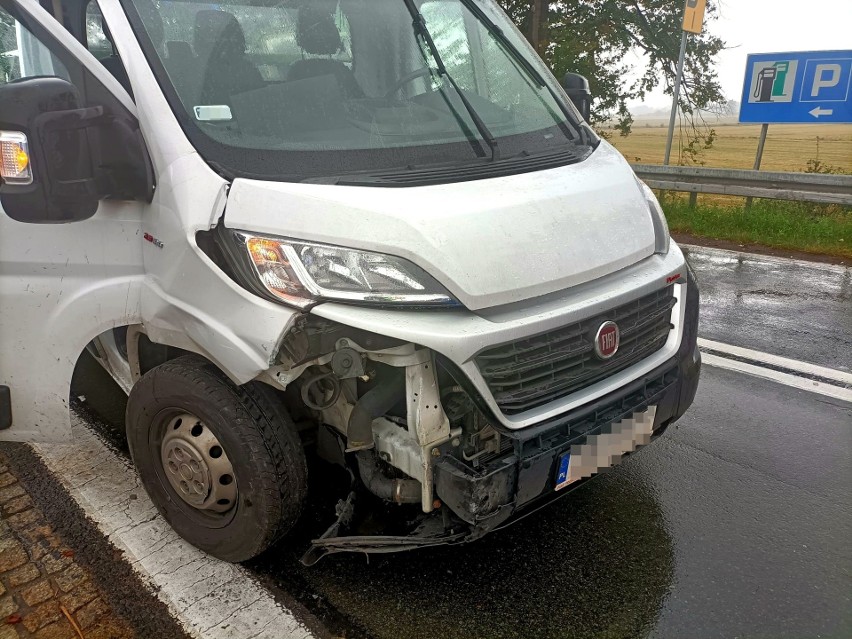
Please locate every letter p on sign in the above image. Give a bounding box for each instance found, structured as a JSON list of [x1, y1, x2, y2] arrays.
[[811, 64, 841, 96], [801, 58, 852, 103]]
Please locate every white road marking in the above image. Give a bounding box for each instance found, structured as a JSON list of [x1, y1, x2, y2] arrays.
[[684, 244, 850, 399], [32, 416, 316, 639], [698, 338, 852, 386], [701, 352, 852, 403]]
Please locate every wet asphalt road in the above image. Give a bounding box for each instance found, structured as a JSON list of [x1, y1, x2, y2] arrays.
[[640, 367, 850, 638], [35, 246, 852, 639], [683, 246, 852, 371], [244, 247, 852, 639], [250, 366, 851, 639]]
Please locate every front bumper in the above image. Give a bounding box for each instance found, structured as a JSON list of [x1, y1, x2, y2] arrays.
[[311, 245, 689, 429], [433, 265, 701, 532], [303, 268, 700, 563]]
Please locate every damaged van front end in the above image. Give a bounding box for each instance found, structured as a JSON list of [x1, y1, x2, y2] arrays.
[[0, 0, 700, 564], [205, 146, 700, 562]]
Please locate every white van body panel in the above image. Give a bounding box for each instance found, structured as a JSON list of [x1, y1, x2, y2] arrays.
[[137, 154, 301, 384], [97, 1, 302, 383], [0, 148, 297, 443], [224, 142, 655, 311], [0, 200, 145, 441], [0, 0, 146, 442]]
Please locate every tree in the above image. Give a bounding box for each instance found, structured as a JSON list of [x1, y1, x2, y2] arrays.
[[1, 11, 14, 82], [498, 0, 726, 140]]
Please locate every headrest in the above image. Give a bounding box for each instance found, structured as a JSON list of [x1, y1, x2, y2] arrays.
[[166, 40, 193, 60], [194, 10, 247, 60], [133, 0, 164, 49], [297, 6, 342, 56]]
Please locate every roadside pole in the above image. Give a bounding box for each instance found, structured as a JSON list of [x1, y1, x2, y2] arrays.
[[745, 123, 769, 209], [752, 123, 769, 170], [663, 32, 688, 166], [663, 0, 707, 166]]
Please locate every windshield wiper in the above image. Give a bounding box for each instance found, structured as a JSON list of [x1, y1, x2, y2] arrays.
[[401, 0, 501, 162], [458, 0, 546, 88], [458, 0, 588, 145]]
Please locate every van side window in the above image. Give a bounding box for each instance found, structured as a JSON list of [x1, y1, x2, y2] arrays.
[[0, 7, 69, 85], [85, 1, 112, 60], [85, 0, 132, 95]]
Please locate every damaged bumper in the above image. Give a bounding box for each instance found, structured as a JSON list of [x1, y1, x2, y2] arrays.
[[436, 265, 700, 533], [302, 267, 701, 563]]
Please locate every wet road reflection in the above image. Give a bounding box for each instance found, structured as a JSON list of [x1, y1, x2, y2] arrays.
[[251, 365, 851, 639], [684, 246, 852, 370], [255, 468, 674, 639], [68, 246, 852, 639]]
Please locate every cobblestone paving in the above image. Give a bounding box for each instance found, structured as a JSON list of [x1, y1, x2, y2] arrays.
[[0, 453, 135, 639]]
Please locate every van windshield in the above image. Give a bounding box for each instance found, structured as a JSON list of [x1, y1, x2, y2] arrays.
[[125, 0, 595, 182]]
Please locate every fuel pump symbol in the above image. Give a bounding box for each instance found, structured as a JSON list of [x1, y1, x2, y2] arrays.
[[753, 61, 791, 102], [754, 66, 777, 102]]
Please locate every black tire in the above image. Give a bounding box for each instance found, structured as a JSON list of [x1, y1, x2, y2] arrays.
[[125, 355, 307, 562]]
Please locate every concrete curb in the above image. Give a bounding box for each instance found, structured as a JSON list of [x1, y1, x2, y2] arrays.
[[32, 417, 316, 639]]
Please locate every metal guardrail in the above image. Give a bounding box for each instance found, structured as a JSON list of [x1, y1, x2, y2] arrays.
[[632, 164, 852, 205]]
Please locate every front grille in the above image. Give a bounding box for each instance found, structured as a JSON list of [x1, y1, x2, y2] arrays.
[[476, 285, 676, 415]]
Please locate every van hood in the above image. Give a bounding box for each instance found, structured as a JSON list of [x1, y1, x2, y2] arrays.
[[223, 142, 656, 311]]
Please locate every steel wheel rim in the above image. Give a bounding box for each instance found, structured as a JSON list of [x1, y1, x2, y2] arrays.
[[159, 413, 237, 514]]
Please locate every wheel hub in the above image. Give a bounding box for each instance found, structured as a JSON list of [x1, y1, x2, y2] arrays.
[[160, 413, 237, 513]]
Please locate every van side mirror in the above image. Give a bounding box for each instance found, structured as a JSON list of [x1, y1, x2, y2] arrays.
[[0, 77, 153, 223], [561, 73, 592, 122]]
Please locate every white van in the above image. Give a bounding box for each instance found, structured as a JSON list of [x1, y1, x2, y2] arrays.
[[0, 0, 700, 563]]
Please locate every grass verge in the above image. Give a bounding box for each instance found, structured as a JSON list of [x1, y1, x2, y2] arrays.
[[661, 196, 852, 260]]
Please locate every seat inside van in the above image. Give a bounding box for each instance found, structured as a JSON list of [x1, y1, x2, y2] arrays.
[[287, 5, 363, 99], [194, 9, 265, 105]]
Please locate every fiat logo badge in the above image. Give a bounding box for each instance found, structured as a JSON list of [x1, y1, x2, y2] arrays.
[[594, 321, 620, 359]]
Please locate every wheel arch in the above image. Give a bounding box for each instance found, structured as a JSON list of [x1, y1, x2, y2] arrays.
[[1, 273, 144, 442]]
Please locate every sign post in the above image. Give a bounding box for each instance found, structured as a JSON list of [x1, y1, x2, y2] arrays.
[[682, 0, 707, 35], [740, 50, 852, 165], [663, 0, 707, 165]]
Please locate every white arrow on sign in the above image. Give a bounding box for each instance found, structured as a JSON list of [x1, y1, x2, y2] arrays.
[[809, 106, 834, 118]]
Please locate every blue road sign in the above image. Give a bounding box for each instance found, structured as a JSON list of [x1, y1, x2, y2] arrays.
[[739, 50, 852, 124]]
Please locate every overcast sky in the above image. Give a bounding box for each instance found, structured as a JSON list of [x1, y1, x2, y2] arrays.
[[632, 0, 851, 107]]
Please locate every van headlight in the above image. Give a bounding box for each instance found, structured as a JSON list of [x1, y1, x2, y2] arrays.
[[233, 232, 458, 308], [638, 180, 670, 254]]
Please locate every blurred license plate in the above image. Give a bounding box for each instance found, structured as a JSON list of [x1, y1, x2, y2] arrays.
[[555, 406, 657, 491]]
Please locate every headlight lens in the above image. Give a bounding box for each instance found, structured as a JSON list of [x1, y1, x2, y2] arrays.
[[638, 180, 670, 254], [238, 233, 458, 308]]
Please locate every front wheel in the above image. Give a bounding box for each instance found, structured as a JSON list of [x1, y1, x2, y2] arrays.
[[126, 356, 307, 562]]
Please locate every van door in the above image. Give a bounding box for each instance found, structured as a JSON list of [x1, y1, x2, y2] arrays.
[[0, 0, 150, 441]]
